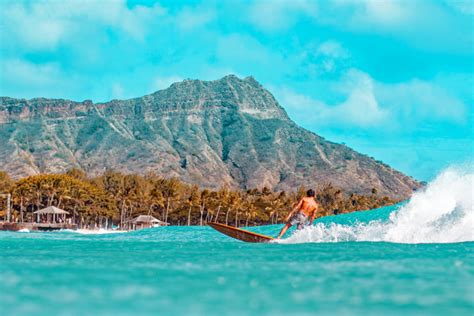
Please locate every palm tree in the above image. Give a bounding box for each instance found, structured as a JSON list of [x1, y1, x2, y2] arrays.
[[148, 180, 165, 218], [225, 192, 239, 226], [268, 197, 285, 224], [233, 194, 244, 227], [159, 178, 180, 224], [225, 206, 231, 225], [187, 185, 200, 226], [99, 170, 126, 228], [211, 186, 228, 223], [268, 209, 274, 224], [245, 204, 257, 226], [213, 204, 221, 223], [234, 209, 239, 227], [199, 189, 210, 226], [12, 185, 29, 223]]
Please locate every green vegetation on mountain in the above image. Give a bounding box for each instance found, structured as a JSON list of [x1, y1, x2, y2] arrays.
[[0, 75, 419, 200]]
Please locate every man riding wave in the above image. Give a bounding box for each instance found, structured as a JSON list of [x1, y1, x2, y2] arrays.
[[277, 189, 319, 239]]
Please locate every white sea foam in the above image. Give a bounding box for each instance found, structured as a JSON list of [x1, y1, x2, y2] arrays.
[[282, 164, 474, 244], [65, 229, 128, 235]]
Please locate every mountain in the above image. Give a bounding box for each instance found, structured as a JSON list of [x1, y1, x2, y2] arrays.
[[0, 75, 419, 199]]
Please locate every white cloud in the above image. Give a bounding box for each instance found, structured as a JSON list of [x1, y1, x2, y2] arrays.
[[355, 0, 411, 26], [444, 0, 474, 15], [0, 58, 82, 99], [1, 3, 67, 50], [216, 34, 276, 65], [330, 0, 412, 28], [246, 0, 412, 32], [375, 79, 467, 124], [247, 0, 317, 31], [176, 6, 216, 30], [316, 41, 350, 59], [313, 40, 350, 74], [333, 70, 388, 125], [277, 69, 387, 127], [111, 83, 125, 99], [243, 0, 473, 54], [0, 0, 166, 50], [274, 69, 467, 130], [319, 0, 472, 53], [1, 59, 63, 86]]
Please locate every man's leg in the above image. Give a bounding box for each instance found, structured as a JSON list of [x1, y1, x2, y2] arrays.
[[297, 220, 310, 230], [277, 222, 292, 239]]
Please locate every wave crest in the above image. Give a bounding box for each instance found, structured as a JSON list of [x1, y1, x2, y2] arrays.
[[282, 165, 474, 244]]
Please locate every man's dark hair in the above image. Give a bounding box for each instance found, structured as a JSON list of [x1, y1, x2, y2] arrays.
[[307, 189, 315, 197]]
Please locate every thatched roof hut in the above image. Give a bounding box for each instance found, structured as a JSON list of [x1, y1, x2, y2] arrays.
[[128, 215, 168, 230], [34, 206, 69, 215], [34, 206, 69, 224], [131, 215, 167, 225]]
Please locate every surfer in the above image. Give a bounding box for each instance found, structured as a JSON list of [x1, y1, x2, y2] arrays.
[[277, 189, 318, 239]]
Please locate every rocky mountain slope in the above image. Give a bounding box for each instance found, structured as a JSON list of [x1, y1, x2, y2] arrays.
[[0, 75, 419, 199]]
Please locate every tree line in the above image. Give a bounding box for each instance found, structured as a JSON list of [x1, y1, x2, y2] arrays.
[[0, 169, 397, 228]]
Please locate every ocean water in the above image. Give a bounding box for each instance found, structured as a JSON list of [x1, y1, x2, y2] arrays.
[[1, 167, 473, 316]]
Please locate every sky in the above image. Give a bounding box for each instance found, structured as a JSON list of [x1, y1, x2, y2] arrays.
[[0, 0, 473, 181]]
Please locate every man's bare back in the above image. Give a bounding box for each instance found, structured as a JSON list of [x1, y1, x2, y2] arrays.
[[297, 197, 318, 217]]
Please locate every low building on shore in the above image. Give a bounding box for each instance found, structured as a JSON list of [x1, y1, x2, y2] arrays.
[[128, 215, 168, 231], [31, 206, 76, 230]]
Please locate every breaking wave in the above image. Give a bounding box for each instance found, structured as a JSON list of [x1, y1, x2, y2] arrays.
[[282, 164, 474, 244]]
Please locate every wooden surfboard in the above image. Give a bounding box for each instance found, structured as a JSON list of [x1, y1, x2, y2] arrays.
[[208, 222, 274, 243]]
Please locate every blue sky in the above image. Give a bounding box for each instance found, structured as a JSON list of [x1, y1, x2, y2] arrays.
[[0, 0, 472, 181]]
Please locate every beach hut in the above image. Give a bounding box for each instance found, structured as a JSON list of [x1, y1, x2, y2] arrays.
[[34, 206, 69, 224], [130, 215, 168, 230]]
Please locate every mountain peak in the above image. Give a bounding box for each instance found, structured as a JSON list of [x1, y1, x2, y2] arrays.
[[220, 74, 240, 80], [215, 74, 261, 87], [148, 75, 288, 118], [168, 74, 258, 88]]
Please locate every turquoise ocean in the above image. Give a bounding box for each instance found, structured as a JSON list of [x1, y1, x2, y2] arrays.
[[1, 168, 473, 315]]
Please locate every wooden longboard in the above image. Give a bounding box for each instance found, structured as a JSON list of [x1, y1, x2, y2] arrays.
[[208, 222, 274, 243]]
